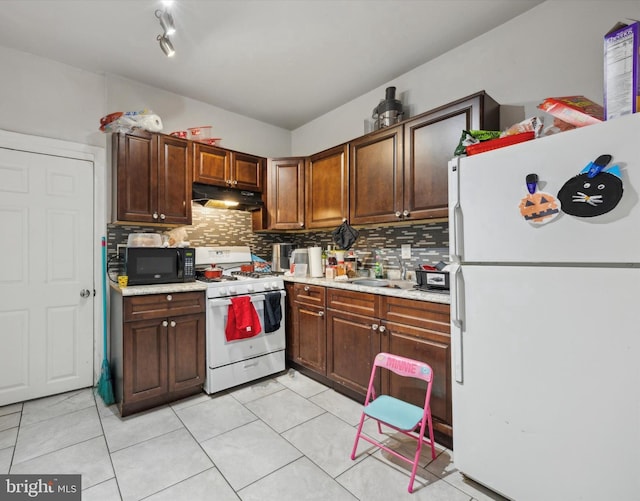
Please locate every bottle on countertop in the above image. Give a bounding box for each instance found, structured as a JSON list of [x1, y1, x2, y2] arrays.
[[374, 252, 384, 279]]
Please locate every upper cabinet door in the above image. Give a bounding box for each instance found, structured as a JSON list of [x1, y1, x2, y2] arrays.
[[231, 151, 265, 192], [267, 157, 305, 230], [113, 130, 158, 224], [193, 142, 230, 187], [305, 144, 349, 229], [158, 134, 192, 225], [113, 131, 192, 225], [349, 125, 403, 225], [403, 92, 500, 220]]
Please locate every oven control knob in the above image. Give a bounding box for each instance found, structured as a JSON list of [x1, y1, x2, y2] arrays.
[[218, 287, 227, 296], [228, 286, 237, 294], [247, 284, 254, 293], [270, 281, 278, 290]]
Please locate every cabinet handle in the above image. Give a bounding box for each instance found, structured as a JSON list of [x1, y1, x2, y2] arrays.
[[153, 212, 159, 220], [318, 311, 324, 317], [402, 209, 409, 217], [299, 222, 304, 227], [304, 286, 310, 292], [378, 326, 386, 333], [233, 180, 238, 185], [371, 324, 379, 331], [395, 211, 402, 218], [167, 294, 172, 301], [162, 320, 168, 327], [160, 213, 166, 220], [170, 320, 176, 327]]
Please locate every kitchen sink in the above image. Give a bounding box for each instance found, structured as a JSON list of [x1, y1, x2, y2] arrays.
[[350, 278, 390, 287], [350, 278, 417, 290]]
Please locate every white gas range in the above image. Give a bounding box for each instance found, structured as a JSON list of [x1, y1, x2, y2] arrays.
[[195, 246, 286, 394]]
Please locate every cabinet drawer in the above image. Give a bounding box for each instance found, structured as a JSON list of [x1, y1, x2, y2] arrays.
[[124, 292, 206, 322], [381, 296, 450, 334], [327, 288, 380, 317], [293, 283, 326, 307]]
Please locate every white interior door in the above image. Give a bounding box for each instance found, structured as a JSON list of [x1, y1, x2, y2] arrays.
[[0, 147, 94, 405]]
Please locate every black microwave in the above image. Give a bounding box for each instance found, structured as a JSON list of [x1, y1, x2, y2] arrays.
[[125, 247, 196, 285]]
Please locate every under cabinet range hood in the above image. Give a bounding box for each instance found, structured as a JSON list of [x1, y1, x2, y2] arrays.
[[192, 182, 264, 211]]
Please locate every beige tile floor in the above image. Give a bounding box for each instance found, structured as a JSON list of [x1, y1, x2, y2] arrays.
[[0, 370, 507, 501]]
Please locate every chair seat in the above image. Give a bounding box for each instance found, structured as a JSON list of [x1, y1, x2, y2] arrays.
[[364, 395, 423, 431]]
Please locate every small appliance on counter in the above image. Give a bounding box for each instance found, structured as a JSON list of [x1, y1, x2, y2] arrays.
[[415, 262, 450, 291], [271, 243, 295, 272], [125, 247, 196, 285]]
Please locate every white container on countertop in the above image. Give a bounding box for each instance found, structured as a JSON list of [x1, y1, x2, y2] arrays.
[[308, 246, 323, 277]]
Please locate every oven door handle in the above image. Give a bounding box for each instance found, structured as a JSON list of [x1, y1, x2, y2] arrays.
[[208, 295, 266, 308]]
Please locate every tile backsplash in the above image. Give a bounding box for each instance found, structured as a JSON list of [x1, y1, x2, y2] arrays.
[[108, 204, 450, 273]]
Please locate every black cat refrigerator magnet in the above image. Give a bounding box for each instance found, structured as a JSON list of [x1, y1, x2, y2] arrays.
[[557, 154, 623, 217]]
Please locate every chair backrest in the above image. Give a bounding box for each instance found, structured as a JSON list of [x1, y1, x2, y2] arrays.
[[373, 352, 432, 383]]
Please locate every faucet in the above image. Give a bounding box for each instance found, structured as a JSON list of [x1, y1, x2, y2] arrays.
[[400, 259, 408, 280]]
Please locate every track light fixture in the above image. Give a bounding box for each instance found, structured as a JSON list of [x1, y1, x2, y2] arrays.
[[157, 34, 175, 57], [155, 6, 176, 57], [155, 9, 176, 36]]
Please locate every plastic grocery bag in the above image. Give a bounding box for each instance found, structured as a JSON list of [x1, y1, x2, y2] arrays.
[[99, 109, 163, 133]]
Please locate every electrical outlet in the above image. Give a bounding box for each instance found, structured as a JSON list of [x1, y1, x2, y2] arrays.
[[401, 244, 411, 259]]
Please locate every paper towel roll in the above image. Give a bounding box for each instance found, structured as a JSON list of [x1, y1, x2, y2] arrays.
[[308, 247, 323, 277]]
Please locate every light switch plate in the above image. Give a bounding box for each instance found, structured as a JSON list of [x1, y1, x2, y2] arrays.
[[401, 244, 411, 259]]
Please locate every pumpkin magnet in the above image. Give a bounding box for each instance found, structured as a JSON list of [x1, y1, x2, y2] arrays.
[[557, 154, 623, 217], [519, 173, 559, 224]]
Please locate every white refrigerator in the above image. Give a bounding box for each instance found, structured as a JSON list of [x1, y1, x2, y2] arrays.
[[448, 113, 640, 501]]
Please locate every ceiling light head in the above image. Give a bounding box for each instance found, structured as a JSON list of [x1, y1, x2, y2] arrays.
[[157, 34, 175, 57], [155, 9, 176, 36]]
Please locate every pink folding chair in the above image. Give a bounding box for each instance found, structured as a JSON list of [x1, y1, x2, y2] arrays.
[[350, 352, 436, 493]]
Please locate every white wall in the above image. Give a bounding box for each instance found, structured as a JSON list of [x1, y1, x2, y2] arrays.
[[292, 0, 638, 156], [106, 75, 290, 158], [0, 46, 105, 147], [0, 47, 291, 158]]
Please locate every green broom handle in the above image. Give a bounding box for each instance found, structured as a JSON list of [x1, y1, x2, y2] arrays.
[[101, 237, 108, 360]]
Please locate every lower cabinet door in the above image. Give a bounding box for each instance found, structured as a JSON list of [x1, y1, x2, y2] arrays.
[[326, 309, 380, 395], [123, 319, 169, 403], [168, 313, 206, 392], [381, 321, 452, 437], [294, 303, 326, 374]]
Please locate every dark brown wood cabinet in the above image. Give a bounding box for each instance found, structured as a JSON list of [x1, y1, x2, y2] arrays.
[[403, 91, 499, 220], [347, 91, 499, 225], [380, 296, 452, 447], [305, 145, 349, 229], [349, 125, 403, 225], [110, 289, 206, 416], [326, 289, 382, 395], [289, 283, 326, 374], [267, 157, 305, 229], [112, 130, 192, 225], [193, 142, 265, 192], [285, 282, 453, 446]]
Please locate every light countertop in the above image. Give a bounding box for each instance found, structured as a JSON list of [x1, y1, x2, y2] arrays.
[[283, 276, 450, 304], [109, 281, 208, 296]]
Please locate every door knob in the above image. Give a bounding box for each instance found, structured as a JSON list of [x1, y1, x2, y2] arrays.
[[170, 320, 176, 327], [153, 212, 159, 220], [395, 211, 402, 218], [371, 324, 379, 331], [79, 289, 91, 298], [162, 321, 168, 327], [402, 209, 410, 217], [378, 326, 386, 333]]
